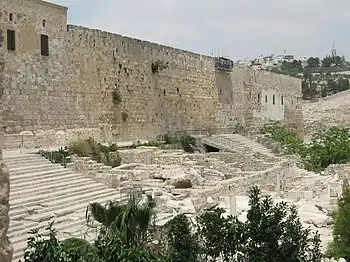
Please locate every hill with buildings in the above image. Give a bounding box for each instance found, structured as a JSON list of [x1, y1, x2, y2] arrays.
[[235, 47, 350, 100]]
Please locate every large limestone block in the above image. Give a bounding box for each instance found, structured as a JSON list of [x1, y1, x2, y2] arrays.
[[0, 157, 13, 262]]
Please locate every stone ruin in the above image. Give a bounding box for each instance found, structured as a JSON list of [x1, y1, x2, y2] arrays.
[[66, 143, 346, 253], [0, 131, 12, 262]]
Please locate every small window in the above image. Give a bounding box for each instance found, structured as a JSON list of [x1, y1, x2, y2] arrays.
[[41, 34, 49, 56], [9, 13, 13, 21], [281, 96, 284, 105], [163, 89, 166, 96], [7, 30, 16, 51], [42, 19, 46, 27], [273, 95, 275, 105], [257, 93, 260, 102], [265, 95, 268, 103]]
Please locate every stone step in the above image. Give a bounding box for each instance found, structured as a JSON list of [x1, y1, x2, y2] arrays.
[[10, 182, 109, 209], [10, 177, 97, 200], [9, 192, 126, 239], [10, 189, 123, 222], [9, 188, 119, 222], [9, 163, 62, 176], [11, 193, 128, 262], [10, 171, 85, 192], [4, 154, 42, 162], [6, 158, 52, 168], [10, 169, 75, 188], [10, 166, 71, 181]]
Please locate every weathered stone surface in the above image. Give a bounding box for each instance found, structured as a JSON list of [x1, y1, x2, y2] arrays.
[[0, 1, 303, 149], [0, 137, 12, 261]]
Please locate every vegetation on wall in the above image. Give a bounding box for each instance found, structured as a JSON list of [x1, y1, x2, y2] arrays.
[[40, 147, 72, 167], [20, 187, 322, 262], [262, 122, 350, 172], [69, 138, 121, 168], [142, 133, 196, 153], [121, 111, 128, 122], [111, 88, 122, 104], [42, 138, 121, 168], [151, 60, 169, 74]]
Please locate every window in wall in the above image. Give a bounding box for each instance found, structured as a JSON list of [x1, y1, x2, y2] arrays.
[[9, 13, 13, 21], [42, 19, 46, 27], [273, 94, 275, 105], [258, 93, 260, 102], [41, 34, 49, 56], [7, 30, 16, 51], [281, 96, 284, 105], [265, 95, 268, 103]]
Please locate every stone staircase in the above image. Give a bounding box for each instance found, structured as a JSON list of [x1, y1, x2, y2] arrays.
[[5, 153, 128, 262], [201, 134, 275, 157]]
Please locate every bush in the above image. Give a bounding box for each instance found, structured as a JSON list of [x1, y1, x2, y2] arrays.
[[326, 179, 350, 260], [262, 121, 304, 155], [22, 187, 322, 262], [166, 214, 200, 262], [263, 123, 350, 172], [40, 147, 72, 167], [43, 138, 121, 168]]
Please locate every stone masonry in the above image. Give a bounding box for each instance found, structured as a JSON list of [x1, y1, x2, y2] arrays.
[[0, 0, 303, 149], [0, 133, 12, 261]]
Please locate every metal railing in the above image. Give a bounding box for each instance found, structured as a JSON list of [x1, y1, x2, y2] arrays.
[[39, 150, 70, 168]]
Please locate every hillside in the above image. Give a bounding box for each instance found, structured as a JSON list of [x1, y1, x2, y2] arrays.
[[303, 89, 350, 135]]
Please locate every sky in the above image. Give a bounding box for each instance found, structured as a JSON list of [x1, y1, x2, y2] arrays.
[[48, 0, 349, 61]]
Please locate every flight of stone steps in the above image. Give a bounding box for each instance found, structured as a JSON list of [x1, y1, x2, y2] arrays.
[[201, 134, 276, 157], [5, 152, 129, 262]]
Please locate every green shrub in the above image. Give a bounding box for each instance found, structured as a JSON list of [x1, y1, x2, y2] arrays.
[[22, 187, 322, 262], [40, 147, 72, 167], [166, 214, 200, 262], [263, 123, 350, 172], [326, 179, 350, 260], [43, 138, 122, 168]]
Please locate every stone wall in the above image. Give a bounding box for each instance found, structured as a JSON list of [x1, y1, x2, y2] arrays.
[[0, 0, 303, 149], [0, 16, 12, 261], [0, 132, 12, 262]]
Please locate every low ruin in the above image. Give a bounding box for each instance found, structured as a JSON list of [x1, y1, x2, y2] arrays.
[[0, 131, 13, 262]]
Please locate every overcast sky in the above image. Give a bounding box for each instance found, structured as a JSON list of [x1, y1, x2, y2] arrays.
[[49, 0, 349, 61]]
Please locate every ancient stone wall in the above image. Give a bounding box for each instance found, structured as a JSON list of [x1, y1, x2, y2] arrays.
[[0, 132, 12, 262], [0, 0, 303, 149], [0, 17, 12, 262], [216, 67, 303, 135]]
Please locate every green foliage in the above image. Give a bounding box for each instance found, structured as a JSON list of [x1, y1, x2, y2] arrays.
[[243, 187, 322, 262], [305, 127, 350, 172], [263, 122, 304, 155], [142, 133, 196, 153], [40, 147, 72, 167], [86, 196, 156, 248], [22, 187, 322, 262], [307, 57, 320, 68], [327, 179, 350, 261], [69, 138, 121, 168], [166, 214, 200, 262], [20, 222, 77, 262], [197, 207, 245, 262], [263, 123, 350, 172]]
